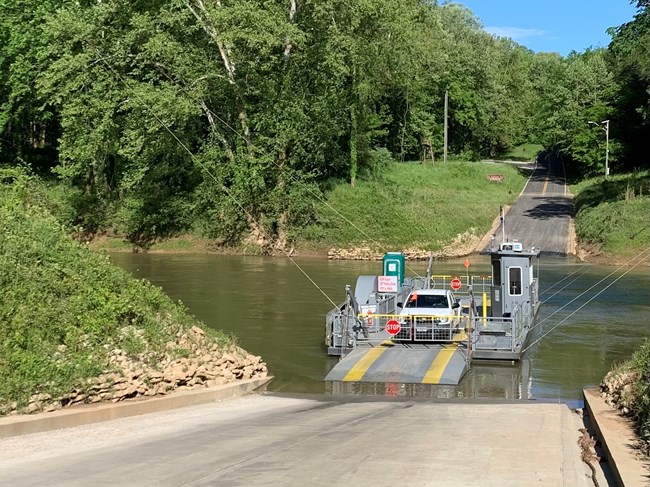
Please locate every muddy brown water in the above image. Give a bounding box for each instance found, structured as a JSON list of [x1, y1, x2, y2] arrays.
[[109, 253, 650, 406]]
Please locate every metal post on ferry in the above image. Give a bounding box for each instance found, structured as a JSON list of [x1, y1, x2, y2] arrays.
[[467, 285, 474, 367], [425, 253, 434, 289], [341, 285, 352, 358]]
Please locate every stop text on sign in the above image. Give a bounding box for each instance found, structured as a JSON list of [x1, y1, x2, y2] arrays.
[[386, 319, 401, 335]]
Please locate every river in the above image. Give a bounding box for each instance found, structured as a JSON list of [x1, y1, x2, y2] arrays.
[[109, 253, 650, 406]]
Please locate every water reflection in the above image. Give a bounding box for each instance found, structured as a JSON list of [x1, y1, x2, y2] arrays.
[[109, 253, 650, 404]]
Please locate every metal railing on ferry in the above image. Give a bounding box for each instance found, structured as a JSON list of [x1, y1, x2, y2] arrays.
[[428, 275, 492, 295], [471, 300, 534, 353], [356, 313, 467, 343]]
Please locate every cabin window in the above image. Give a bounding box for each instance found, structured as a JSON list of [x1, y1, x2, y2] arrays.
[[508, 267, 522, 296]]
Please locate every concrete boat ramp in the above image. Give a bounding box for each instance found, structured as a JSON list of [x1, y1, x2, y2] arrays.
[[7, 378, 647, 486], [0, 391, 594, 487]]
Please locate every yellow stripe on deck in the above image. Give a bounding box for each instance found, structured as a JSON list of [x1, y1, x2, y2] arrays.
[[341, 347, 387, 382], [421, 345, 458, 384]]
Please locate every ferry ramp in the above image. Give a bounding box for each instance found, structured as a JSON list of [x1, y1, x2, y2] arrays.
[[481, 153, 574, 256], [325, 341, 468, 385], [0, 394, 592, 487]]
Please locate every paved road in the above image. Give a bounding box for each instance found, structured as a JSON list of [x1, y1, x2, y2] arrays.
[[0, 394, 590, 486], [483, 155, 573, 256]]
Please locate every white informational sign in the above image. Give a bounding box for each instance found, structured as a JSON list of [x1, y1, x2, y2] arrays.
[[378, 275, 398, 293]]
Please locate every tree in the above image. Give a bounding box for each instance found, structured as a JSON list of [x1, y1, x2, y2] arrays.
[[606, 0, 650, 168], [0, 0, 62, 169]]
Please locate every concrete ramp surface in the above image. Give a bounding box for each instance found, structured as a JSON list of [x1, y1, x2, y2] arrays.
[[0, 395, 591, 487], [325, 343, 468, 385]]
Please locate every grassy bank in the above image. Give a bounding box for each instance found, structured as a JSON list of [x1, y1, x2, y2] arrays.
[[299, 161, 527, 251], [571, 170, 650, 262], [499, 143, 543, 162], [0, 169, 256, 414], [601, 339, 650, 454]]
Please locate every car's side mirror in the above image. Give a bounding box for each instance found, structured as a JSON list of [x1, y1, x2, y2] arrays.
[[397, 302, 403, 308], [452, 302, 460, 309]]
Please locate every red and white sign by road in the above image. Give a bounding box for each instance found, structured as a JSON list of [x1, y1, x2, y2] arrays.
[[385, 319, 401, 335], [450, 277, 462, 291]]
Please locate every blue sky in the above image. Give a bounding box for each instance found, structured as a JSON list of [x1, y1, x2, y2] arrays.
[[456, 1, 639, 56]]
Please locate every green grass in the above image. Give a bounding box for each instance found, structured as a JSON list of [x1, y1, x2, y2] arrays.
[[572, 170, 650, 256], [607, 339, 650, 453], [0, 168, 235, 412], [499, 144, 543, 162], [300, 161, 527, 250], [151, 238, 196, 251], [93, 237, 132, 251]]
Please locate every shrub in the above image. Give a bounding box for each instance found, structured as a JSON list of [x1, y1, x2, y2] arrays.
[[631, 340, 650, 448], [0, 168, 234, 412]]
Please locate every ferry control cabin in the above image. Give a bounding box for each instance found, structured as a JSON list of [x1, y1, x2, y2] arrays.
[[474, 240, 540, 360]]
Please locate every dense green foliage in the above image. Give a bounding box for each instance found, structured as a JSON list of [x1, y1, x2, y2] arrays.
[[0, 169, 234, 411], [303, 161, 525, 249], [572, 170, 650, 256], [498, 144, 544, 162], [632, 340, 650, 449], [0, 0, 648, 248], [607, 339, 650, 452]]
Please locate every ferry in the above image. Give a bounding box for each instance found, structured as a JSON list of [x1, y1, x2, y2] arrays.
[[324, 238, 541, 385]]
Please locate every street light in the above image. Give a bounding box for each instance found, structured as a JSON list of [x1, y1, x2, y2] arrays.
[[588, 120, 610, 179]]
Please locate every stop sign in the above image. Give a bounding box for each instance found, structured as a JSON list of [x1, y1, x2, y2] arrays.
[[385, 319, 401, 335], [450, 277, 462, 291]]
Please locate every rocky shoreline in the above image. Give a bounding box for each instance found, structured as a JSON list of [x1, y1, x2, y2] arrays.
[[600, 367, 650, 455], [327, 231, 482, 261], [5, 326, 267, 416]]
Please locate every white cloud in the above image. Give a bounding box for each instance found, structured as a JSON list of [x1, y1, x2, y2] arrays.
[[485, 26, 546, 40]]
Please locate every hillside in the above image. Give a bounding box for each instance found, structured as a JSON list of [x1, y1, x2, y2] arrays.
[[572, 170, 650, 264], [0, 170, 267, 415]]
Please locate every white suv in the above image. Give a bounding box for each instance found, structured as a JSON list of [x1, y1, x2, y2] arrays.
[[395, 289, 461, 341]]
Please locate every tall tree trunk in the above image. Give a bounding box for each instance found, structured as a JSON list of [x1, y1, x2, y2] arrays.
[[187, 0, 251, 150], [273, 0, 297, 250], [200, 101, 235, 163], [275, 149, 289, 251], [282, 0, 297, 61], [350, 105, 358, 187]]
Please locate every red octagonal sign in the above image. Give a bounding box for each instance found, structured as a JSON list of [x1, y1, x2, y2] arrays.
[[386, 319, 401, 335], [450, 277, 462, 291]]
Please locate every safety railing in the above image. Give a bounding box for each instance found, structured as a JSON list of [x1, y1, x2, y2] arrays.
[[471, 300, 533, 353], [470, 275, 492, 294], [356, 313, 464, 343], [428, 275, 492, 295], [325, 302, 356, 351]]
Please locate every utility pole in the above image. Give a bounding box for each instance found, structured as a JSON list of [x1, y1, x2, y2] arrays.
[[588, 119, 610, 179], [443, 90, 448, 164], [602, 120, 609, 179]]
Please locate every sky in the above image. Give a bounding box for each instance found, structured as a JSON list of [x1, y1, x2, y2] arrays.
[[456, 0, 640, 56]]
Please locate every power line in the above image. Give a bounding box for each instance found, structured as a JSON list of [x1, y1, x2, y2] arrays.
[[540, 266, 591, 304], [539, 264, 588, 297], [92, 47, 339, 308], [145, 62, 424, 278], [522, 248, 650, 354]]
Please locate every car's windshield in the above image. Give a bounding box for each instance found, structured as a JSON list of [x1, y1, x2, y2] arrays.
[[404, 294, 448, 308]]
